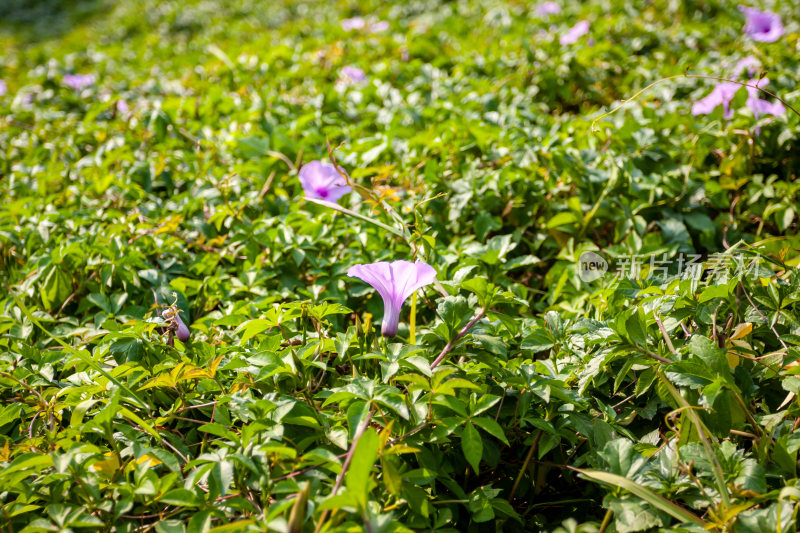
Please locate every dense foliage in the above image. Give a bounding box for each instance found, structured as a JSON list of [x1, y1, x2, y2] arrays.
[[1, 0, 799, 531]]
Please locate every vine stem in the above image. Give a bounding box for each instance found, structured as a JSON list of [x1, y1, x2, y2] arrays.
[[430, 309, 486, 369], [314, 404, 375, 533], [508, 430, 542, 502], [591, 73, 800, 133]]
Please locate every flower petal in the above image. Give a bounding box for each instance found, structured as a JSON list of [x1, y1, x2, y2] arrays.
[[739, 6, 783, 42], [535, 2, 561, 16], [559, 21, 589, 45], [733, 56, 760, 78], [348, 262, 396, 306], [299, 161, 351, 202], [389, 261, 438, 306], [348, 260, 437, 337], [692, 82, 740, 117]]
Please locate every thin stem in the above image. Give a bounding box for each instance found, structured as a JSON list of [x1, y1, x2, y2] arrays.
[[271, 453, 348, 483], [508, 430, 542, 502], [654, 313, 677, 355], [740, 284, 788, 351], [598, 508, 614, 533], [635, 345, 673, 364], [431, 309, 486, 369], [266, 151, 296, 171], [314, 404, 375, 533], [175, 401, 219, 413], [592, 73, 800, 133]]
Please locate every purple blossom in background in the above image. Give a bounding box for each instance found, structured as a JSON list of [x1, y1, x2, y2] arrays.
[[341, 17, 366, 31], [692, 78, 784, 120], [745, 77, 785, 118], [347, 260, 437, 337], [691, 82, 741, 118], [63, 73, 96, 91], [298, 160, 352, 203], [739, 6, 783, 42], [341, 65, 367, 84], [560, 21, 590, 45], [0, 80, 6, 96], [116, 99, 130, 114], [370, 21, 389, 32], [536, 2, 561, 16], [733, 56, 761, 78]]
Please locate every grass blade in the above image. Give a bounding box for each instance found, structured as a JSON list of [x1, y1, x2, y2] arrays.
[[305, 197, 407, 238], [576, 469, 707, 527]]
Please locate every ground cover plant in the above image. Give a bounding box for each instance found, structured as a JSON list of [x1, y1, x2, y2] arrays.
[[1, 0, 800, 531]]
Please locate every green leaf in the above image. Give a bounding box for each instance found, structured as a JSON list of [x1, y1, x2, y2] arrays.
[[698, 284, 730, 303], [345, 428, 380, 508], [381, 457, 403, 497], [236, 319, 275, 344], [625, 310, 647, 347], [210, 460, 234, 497], [198, 423, 240, 443], [577, 469, 706, 527], [547, 212, 579, 228], [159, 489, 202, 507], [155, 519, 186, 533], [689, 334, 731, 381], [461, 422, 483, 474], [471, 417, 509, 445], [109, 337, 144, 363]]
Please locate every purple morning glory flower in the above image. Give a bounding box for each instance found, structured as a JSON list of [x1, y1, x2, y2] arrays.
[[298, 160, 352, 203], [347, 260, 437, 337], [739, 6, 783, 42], [370, 21, 389, 33], [560, 21, 590, 45], [536, 2, 561, 16], [0, 80, 6, 96], [341, 17, 366, 31], [691, 82, 741, 118], [63, 73, 96, 91], [733, 56, 761, 78], [745, 77, 785, 118], [341, 66, 367, 84]]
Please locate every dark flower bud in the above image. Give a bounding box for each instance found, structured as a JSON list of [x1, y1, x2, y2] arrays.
[[162, 307, 191, 343], [175, 313, 191, 342]]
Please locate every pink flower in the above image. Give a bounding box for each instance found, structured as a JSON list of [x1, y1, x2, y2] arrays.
[[63, 73, 96, 91], [298, 160, 352, 203], [341, 17, 366, 31], [348, 260, 437, 337], [536, 2, 561, 16], [732, 56, 761, 78], [745, 77, 785, 118], [739, 6, 783, 42], [370, 21, 389, 33], [560, 21, 590, 45], [341, 66, 367, 84], [0, 80, 6, 96], [116, 99, 130, 114], [691, 82, 741, 118]]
